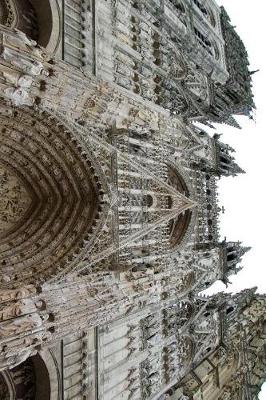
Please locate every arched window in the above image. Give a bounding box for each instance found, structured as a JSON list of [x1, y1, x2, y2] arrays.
[[208, 9, 216, 27], [170, 0, 185, 15], [212, 41, 220, 60], [0, 373, 9, 400], [194, 27, 212, 56], [143, 194, 154, 208], [193, 0, 216, 27], [167, 165, 192, 248], [194, 27, 219, 60], [193, 0, 208, 16], [31, 354, 51, 400], [226, 306, 235, 314], [169, 0, 187, 26], [0, 0, 60, 52], [0, 0, 38, 41]]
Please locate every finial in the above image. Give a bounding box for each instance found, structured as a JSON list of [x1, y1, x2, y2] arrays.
[[213, 133, 222, 140], [249, 69, 260, 75]]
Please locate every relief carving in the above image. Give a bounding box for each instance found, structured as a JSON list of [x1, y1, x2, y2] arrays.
[[0, 164, 32, 236], [0, 298, 40, 321], [0, 313, 42, 338]]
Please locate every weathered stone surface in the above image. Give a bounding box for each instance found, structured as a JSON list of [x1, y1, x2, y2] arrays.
[[0, 2, 263, 400]]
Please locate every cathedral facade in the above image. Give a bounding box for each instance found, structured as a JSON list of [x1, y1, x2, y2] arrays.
[[0, 1, 265, 399]]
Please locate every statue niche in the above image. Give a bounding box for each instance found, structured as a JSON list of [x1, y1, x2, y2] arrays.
[[0, 108, 103, 287]]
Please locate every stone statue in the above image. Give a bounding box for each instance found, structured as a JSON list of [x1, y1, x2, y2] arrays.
[[0, 298, 38, 321], [0, 313, 42, 338]]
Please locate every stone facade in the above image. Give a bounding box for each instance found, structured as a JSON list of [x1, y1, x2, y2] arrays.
[[0, 1, 264, 400]]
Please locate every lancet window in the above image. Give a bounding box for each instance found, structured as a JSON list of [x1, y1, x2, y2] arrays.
[[167, 165, 192, 248]]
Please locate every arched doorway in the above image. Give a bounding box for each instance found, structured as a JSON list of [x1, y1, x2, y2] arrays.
[[0, 0, 60, 53], [0, 106, 105, 287], [0, 354, 51, 399], [0, 373, 9, 400], [167, 165, 192, 248], [31, 354, 51, 400]]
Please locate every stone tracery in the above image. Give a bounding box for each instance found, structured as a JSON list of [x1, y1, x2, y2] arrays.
[[0, 0, 38, 41], [0, 355, 51, 400], [0, 1, 263, 399], [0, 0, 60, 53], [167, 164, 193, 248]]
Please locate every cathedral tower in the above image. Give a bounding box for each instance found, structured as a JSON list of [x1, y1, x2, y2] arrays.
[[0, 1, 263, 399]]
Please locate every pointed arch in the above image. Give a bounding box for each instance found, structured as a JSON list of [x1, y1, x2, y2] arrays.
[[167, 164, 194, 248], [0, 0, 61, 54], [0, 105, 108, 287], [0, 350, 59, 400]]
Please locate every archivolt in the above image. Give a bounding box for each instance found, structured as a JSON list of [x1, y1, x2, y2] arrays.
[[0, 0, 61, 53], [0, 106, 106, 287], [167, 163, 194, 248], [0, 352, 57, 400]]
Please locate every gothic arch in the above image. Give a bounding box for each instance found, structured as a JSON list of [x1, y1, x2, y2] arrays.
[[0, 372, 11, 400], [0, 352, 55, 400], [35, 350, 59, 400], [0, 106, 108, 287], [0, 0, 61, 53], [167, 163, 194, 248]]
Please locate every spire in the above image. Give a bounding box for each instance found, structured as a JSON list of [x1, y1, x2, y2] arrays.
[[213, 138, 245, 177], [224, 115, 241, 129], [249, 69, 260, 75], [239, 246, 252, 257], [231, 161, 246, 176], [219, 6, 256, 118], [219, 241, 251, 284]]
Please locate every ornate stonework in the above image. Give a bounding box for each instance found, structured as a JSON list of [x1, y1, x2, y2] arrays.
[[0, 163, 32, 235], [0, 2, 263, 400], [0, 107, 104, 287], [0, 0, 38, 40]]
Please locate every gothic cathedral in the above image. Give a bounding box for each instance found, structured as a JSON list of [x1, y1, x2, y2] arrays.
[[0, 1, 265, 399]]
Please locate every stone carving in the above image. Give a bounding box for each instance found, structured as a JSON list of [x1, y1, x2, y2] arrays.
[[0, 164, 32, 235], [0, 0, 15, 27], [169, 51, 188, 80], [0, 298, 39, 321], [0, 7, 262, 400], [0, 286, 37, 302], [2, 46, 46, 76], [0, 107, 105, 287], [0, 27, 50, 106], [178, 336, 194, 364], [0, 313, 42, 338], [0, 0, 38, 44], [167, 164, 193, 247]]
